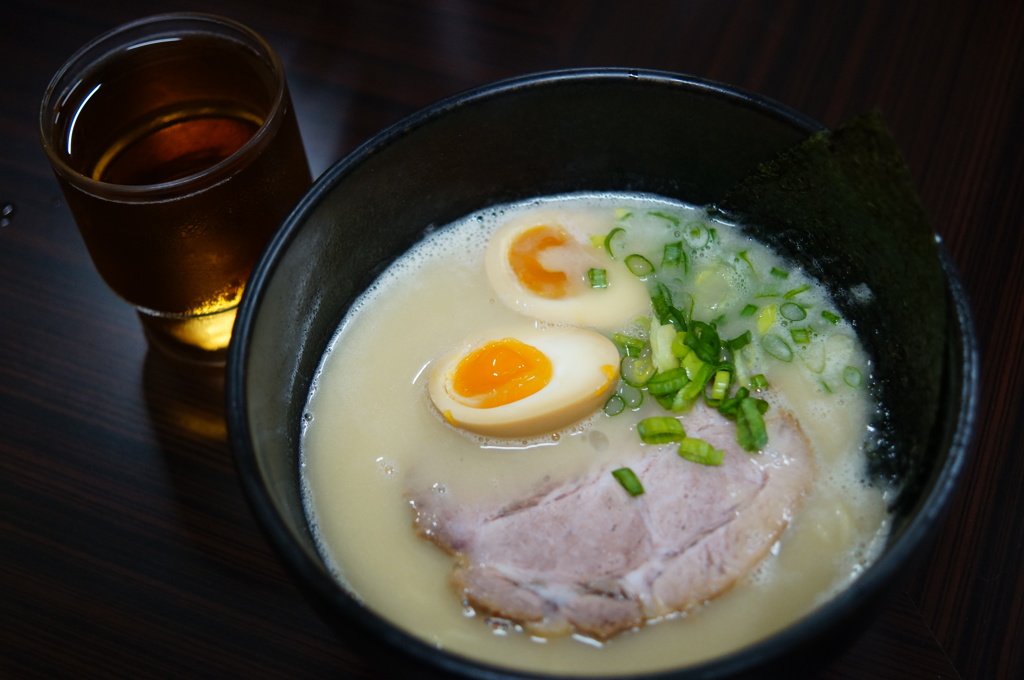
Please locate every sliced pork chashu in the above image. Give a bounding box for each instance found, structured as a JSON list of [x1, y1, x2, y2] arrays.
[[410, 403, 816, 641]]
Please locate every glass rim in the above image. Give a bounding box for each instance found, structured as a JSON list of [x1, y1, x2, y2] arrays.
[[38, 12, 290, 199]]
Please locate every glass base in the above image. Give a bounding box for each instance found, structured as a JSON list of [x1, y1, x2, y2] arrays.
[[137, 306, 237, 366]]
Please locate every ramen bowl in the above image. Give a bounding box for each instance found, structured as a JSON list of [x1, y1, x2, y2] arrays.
[[226, 68, 978, 678]]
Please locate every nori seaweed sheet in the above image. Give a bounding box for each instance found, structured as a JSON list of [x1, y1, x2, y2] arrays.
[[715, 111, 946, 504]]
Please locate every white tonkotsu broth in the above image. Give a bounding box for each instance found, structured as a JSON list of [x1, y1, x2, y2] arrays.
[[301, 193, 892, 676]]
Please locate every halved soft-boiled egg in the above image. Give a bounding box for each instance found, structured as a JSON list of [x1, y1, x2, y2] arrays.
[[485, 209, 650, 331], [428, 324, 620, 438]]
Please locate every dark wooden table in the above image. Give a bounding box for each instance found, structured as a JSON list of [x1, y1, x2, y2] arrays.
[[3, 1, 1021, 678]]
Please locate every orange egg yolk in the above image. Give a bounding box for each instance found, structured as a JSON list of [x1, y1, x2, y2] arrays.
[[508, 225, 570, 299], [451, 338, 553, 408]]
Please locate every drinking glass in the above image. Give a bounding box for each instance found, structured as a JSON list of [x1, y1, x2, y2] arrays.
[[39, 13, 312, 365]]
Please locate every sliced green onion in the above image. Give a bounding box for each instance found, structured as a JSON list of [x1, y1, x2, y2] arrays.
[[654, 392, 675, 410], [780, 302, 807, 321], [671, 330, 690, 359], [604, 227, 627, 259], [621, 356, 656, 387], [761, 333, 794, 361], [625, 253, 655, 277], [757, 305, 777, 334], [821, 310, 842, 325], [740, 303, 759, 317], [680, 362, 715, 402], [619, 383, 645, 409], [637, 416, 686, 444], [650, 323, 680, 372], [588, 268, 608, 289], [602, 394, 626, 416], [683, 221, 711, 248], [709, 368, 732, 402], [680, 349, 707, 381], [669, 386, 695, 412], [736, 397, 769, 452], [612, 332, 646, 358], [678, 437, 724, 466], [749, 373, 770, 390], [717, 387, 750, 419], [726, 330, 752, 351], [736, 250, 756, 273], [790, 327, 812, 344], [612, 467, 645, 496], [651, 283, 687, 330], [843, 365, 864, 387], [647, 210, 681, 226], [770, 267, 790, 279], [684, 321, 722, 363], [645, 367, 690, 396], [662, 241, 687, 271], [783, 284, 811, 299]]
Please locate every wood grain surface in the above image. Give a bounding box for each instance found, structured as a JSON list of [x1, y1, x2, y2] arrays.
[[2, 1, 1021, 678]]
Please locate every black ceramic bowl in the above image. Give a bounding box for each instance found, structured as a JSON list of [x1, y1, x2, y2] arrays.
[[226, 69, 978, 679]]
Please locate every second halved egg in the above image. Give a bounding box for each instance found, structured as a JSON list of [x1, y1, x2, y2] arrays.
[[484, 208, 650, 331]]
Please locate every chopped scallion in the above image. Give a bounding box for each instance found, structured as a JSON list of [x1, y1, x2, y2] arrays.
[[683, 221, 711, 248], [736, 397, 769, 452], [650, 283, 687, 330], [843, 365, 863, 387], [780, 302, 807, 321], [662, 241, 686, 271], [681, 349, 708, 381], [757, 305, 778, 334], [726, 330, 752, 351], [821, 310, 842, 324], [790, 327, 812, 344], [647, 210, 680, 226], [761, 333, 793, 361], [749, 373, 770, 390], [783, 284, 811, 299], [604, 227, 627, 259], [669, 386, 695, 412], [621, 356, 656, 387], [678, 437, 724, 466], [625, 253, 655, 277], [637, 416, 686, 444], [709, 369, 732, 402], [645, 367, 690, 396], [612, 467, 645, 496], [736, 250, 755, 273], [740, 303, 759, 317], [588, 268, 608, 288], [770, 267, 790, 279], [684, 321, 722, 363], [650, 323, 680, 372], [602, 394, 626, 416], [612, 332, 646, 357], [671, 330, 690, 359], [680, 362, 715, 401], [619, 383, 645, 409], [717, 387, 749, 419]]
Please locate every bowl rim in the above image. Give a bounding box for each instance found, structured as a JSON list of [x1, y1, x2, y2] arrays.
[[226, 67, 980, 679]]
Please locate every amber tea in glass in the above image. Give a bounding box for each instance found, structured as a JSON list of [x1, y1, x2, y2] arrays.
[[39, 13, 311, 364]]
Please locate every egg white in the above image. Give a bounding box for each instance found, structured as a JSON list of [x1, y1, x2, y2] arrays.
[[427, 324, 621, 438], [485, 209, 650, 331]]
